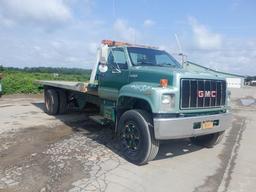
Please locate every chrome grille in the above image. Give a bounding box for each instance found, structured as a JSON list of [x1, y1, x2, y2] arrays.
[[180, 79, 226, 109]]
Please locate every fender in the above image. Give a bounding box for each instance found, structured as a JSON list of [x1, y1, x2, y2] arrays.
[[118, 82, 159, 113]]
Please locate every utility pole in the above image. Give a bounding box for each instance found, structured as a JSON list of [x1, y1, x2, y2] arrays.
[[174, 34, 187, 68]]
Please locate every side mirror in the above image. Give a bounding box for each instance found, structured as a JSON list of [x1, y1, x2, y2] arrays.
[[178, 53, 187, 68], [98, 62, 108, 73]]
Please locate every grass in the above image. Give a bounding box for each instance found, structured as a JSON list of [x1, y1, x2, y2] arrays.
[[1, 70, 90, 95]]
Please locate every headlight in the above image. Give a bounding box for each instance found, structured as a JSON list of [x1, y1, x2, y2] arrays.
[[162, 95, 171, 104], [161, 94, 175, 111]]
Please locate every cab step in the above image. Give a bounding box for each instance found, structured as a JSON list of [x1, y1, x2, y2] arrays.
[[89, 115, 109, 126]]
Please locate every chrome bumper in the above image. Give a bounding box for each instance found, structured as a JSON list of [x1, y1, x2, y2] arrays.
[[153, 112, 232, 140]]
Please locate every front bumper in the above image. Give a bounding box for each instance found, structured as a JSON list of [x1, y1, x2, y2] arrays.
[[153, 112, 232, 140]]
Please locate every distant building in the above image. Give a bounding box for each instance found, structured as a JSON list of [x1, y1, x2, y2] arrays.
[[53, 73, 59, 78], [245, 76, 256, 86], [185, 61, 245, 88]]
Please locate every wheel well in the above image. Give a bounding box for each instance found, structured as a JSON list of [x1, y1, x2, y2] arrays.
[[117, 96, 152, 114], [43, 86, 92, 111], [44, 85, 75, 105], [115, 96, 152, 132], [44, 86, 68, 100]]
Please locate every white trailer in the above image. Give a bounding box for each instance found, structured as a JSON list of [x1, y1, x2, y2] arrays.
[[226, 77, 244, 88]]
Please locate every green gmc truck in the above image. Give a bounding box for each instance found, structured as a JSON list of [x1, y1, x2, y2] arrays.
[[39, 40, 232, 165]]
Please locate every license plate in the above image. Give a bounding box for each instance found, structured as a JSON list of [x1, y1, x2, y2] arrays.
[[202, 121, 214, 129]]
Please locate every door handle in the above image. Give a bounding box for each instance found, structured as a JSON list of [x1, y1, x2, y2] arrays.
[[129, 74, 138, 78]]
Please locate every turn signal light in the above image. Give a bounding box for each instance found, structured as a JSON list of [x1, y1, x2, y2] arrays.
[[160, 79, 168, 88]]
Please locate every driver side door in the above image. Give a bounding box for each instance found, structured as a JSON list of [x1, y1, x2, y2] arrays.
[[98, 47, 129, 100]]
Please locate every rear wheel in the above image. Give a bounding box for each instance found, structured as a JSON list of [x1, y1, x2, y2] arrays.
[[58, 89, 67, 114], [118, 109, 159, 165], [190, 131, 225, 148], [44, 88, 59, 115]]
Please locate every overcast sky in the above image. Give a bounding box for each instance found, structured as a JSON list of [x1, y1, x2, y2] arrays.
[[0, 0, 255, 75]]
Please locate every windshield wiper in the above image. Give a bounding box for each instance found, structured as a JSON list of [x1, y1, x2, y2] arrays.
[[157, 63, 177, 67], [136, 61, 154, 66]]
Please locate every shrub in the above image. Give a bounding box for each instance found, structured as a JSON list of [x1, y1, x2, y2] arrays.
[[1, 71, 90, 95]]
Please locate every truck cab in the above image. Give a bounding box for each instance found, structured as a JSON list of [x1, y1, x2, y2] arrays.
[[39, 40, 232, 165]]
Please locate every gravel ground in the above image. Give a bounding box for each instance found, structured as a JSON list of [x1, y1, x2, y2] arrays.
[[0, 88, 256, 192]]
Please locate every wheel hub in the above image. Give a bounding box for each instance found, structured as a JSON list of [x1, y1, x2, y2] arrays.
[[121, 121, 140, 151]]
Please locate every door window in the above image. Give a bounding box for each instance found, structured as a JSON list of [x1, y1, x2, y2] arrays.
[[108, 48, 128, 70], [155, 54, 171, 65]]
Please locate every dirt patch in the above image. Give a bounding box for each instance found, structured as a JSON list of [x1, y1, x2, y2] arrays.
[[0, 125, 72, 167], [0, 119, 121, 192], [0, 105, 14, 108], [0, 124, 73, 191], [1, 94, 43, 100]]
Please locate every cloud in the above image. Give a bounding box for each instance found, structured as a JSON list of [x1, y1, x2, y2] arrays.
[[113, 19, 139, 42], [0, 15, 15, 27], [163, 16, 256, 75], [188, 17, 222, 50], [0, 0, 72, 25], [0, 36, 98, 68], [143, 19, 155, 27], [0, 1, 101, 69], [185, 38, 256, 76], [231, 0, 241, 10]]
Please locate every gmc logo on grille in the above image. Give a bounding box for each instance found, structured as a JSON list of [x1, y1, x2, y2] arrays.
[[198, 90, 216, 98]]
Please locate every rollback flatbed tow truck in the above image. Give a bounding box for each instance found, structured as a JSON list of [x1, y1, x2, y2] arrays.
[[38, 40, 232, 165]]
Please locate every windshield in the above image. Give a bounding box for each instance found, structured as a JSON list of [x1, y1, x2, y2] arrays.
[[127, 47, 181, 68]]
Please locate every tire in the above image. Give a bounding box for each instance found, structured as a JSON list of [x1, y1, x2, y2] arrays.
[[118, 109, 159, 165], [44, 88, 59, 115], [190, 131, 225, 148], [141, 111, 160, 162], [58, 89, 67, 114]]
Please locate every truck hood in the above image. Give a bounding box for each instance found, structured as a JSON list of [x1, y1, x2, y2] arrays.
[[130, 66, 225, 86]]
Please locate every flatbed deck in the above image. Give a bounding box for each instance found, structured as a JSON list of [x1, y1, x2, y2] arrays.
[[37, 80, 98, 95]]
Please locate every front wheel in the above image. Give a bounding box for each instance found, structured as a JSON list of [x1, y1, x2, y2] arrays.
[[190, 131, 225, 148], [118, 109, 159, 165]]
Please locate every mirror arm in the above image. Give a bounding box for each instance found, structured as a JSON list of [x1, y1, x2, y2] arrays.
[[111, 63, 121, 73]]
